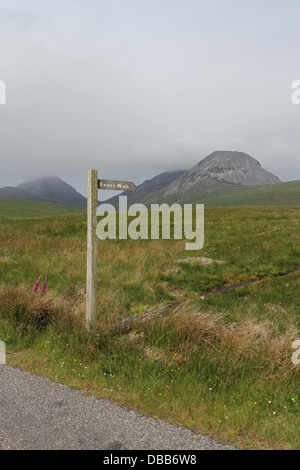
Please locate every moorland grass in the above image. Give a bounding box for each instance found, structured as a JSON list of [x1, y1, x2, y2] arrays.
[[0, 198, 85, 220], [0, 206, 299, 449]]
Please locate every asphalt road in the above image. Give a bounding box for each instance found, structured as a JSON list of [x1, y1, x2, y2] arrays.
[[0, 364, 237, 450]]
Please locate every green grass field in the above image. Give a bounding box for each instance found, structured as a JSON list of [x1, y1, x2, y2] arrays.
[[194, 180, 300, 207], [114, 180, 300, 208], [160, 180, 300, 207], [0, 206, 299, 449], [0, 198, 85, 220]]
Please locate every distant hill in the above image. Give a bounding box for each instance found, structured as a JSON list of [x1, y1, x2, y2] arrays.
[[163, 151, 281, 197], [1, 151, 298, 211], [105, 150, 297, 208], [17, 176, 87, 207], [0, 176, 87, 208], [0, 186, 43, 202]]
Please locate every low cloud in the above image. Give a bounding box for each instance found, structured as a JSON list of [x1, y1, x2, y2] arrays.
[[0, 0, 299, 196]]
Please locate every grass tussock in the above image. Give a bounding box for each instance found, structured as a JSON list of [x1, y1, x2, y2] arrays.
[[0, 284, 83, 337], [151, 304, 299, 377]]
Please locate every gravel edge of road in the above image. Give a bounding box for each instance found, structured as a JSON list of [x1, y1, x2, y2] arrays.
[[0, 364, 239, 451]]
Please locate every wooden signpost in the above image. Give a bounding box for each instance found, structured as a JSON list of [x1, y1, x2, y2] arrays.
[[86, 169, 136, 329]]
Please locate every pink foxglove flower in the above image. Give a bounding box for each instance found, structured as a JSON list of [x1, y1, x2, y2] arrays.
[[33, 276, 41, 293], [41, 273, 48, 297]]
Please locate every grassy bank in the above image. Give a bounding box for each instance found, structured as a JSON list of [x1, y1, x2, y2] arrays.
[[0, 206, 299, 449]]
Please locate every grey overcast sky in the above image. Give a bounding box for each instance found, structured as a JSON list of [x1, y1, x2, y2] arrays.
[[0, 0, 300, 197]]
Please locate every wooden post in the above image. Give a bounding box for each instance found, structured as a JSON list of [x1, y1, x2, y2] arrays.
[[86, 169, 98, 329]]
